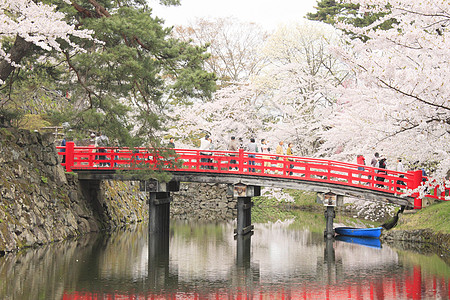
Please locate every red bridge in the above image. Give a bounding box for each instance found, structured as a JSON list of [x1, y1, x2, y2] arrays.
[[59, 142, 449, 209]]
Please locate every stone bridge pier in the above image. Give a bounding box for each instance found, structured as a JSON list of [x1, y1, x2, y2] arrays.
[[140, 180, 180, 234], [230, 184, 260, 236], [317, 192, 344, 239]]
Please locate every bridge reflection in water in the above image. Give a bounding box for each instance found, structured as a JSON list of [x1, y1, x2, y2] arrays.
[[4, 220, 439, 300]]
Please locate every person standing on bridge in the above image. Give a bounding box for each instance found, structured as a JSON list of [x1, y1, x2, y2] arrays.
[[286, 143, 294, 175], [238, 137, 244, 149], [376, 157, 387, 188], [228, 136, 238, 152], [260, 139, 271, 174], [370, 152, 379, 168], [228, 136, 238, 170], [208, 138, 215, 169], [168, 137, 175, 148], [357, 154, 365, 170], [95, 132, 110, 167], [60, 136, 66, 164], [396, 158, 405, 191], [89, 132, 96, 145], [199, 135, 211, 169], [356, 154, 366, 184], [369, 152, 379, 183], [276, 141, 284, 174], [246, 138, 258, 172], [276, 141, 284, 156], [260, 139, 268, 153]]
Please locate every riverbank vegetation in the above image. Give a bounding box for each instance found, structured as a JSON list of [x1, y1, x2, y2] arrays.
[[397, 201, 450, 234], [381, 201, 450, 253]]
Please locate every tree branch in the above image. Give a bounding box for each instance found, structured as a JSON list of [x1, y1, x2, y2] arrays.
[[63, 51, 100, 107], [71, 1, 98, 18], [87, 0, 111, 17], [0, 35, 34, 84], [378, 77, 450, 112]]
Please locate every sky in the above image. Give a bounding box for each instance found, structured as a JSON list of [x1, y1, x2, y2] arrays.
[[150, 0, 318, 30]]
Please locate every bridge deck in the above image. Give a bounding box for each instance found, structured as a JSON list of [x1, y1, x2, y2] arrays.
[[75, 169, 413, 207], [59, 142, 449, 207]]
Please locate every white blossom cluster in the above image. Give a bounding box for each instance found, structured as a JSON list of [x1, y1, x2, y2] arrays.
[[167, 82, 264, 149], [261, 188, 295, 203], [169, 21, 345, 153], [0, 0, 94, 79], [344, 197, 397, 222]]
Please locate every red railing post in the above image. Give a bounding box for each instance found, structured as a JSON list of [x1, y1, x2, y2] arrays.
[[107, 148, 112, 168], [65, 141, 75, 172], [433, 184, 439, 198], [195, 150, 199, 170], [88, 144, 95, 167], [408, 170, 423, 209], [238, 148, 244, 172], [368, 168, 374, 187]]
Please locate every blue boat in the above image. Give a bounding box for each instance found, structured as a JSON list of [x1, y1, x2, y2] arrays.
[[335, 235, 382, 249], [334, 226, 382, 238]]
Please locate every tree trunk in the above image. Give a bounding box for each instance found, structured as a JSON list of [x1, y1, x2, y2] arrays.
[[0, 35, 34, 84]]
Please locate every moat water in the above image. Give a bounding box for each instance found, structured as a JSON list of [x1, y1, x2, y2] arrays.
[[0, 217, 448, 299]]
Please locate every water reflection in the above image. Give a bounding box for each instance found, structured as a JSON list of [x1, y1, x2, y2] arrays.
[[335, 235, 382, 249], [148, 230, 173, 291], [0, 220, 448, 299]]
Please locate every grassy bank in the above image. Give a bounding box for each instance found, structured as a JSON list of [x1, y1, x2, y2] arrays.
[[382, 201, 450, 255], [396, 201, 450, 234]]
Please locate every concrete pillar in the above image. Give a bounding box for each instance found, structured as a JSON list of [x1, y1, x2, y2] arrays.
[[232, 184, 259, 236], [148, 192, 171, 234], [144, 179, 180, 290], [324, 206, 335, 239], [236, 197, 254, 235]]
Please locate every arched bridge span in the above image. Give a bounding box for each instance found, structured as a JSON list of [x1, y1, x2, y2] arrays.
[[59, 142, 449, 209]]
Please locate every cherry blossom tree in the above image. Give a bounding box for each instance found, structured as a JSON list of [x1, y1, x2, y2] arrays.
[[173, 18, 267, 84], [0, 0, 93, 84], [318, 0, 450, 182], [168, 21, 348, 154], [252, 22, 348, 155], [167, 82, 264, 149]]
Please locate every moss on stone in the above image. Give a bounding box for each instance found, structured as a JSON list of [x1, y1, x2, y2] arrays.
[[0, 128, 14, 140], [0, 129, 149, 253]]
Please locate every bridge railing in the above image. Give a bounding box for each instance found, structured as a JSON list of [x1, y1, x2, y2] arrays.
[[57, 142, 449, 206]]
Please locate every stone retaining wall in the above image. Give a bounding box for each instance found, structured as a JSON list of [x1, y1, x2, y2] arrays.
[[0, 128, 147, 253], [171, 183, 236, 221], [382, 229, 450, 255]]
